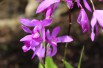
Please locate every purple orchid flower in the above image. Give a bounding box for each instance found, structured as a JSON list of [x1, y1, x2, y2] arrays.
[[20, 18, 52, 28], [91, 10, 103, 41], [20, 26, 42, 55], [77, 8, 90, 33], [36, 0, 60, 14], [32, 44, 45, 59], [20, 18, 52, 41], [46, 26, 73, 56]]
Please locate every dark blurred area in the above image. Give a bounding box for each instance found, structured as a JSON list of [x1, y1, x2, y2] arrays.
[[0, 0, 103, 68]]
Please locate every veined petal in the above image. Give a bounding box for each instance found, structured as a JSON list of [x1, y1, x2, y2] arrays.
[[20, 18, 36, 27], [94, 10, 103, 27], [32, 32, 40, 38], [36, 45, 45, 58], [50, 41, 57, 46], [90, 14, 97, 41], [91, 14, 97, 28], [42, 27, 46, 41], [77, 9, 90, 33], [30, 40, 40, 47], [91, 28, 95, 41], [83, 0, 92, 12], [22, 45, 31, 52], [31, 19, 40, 26], [50, 45, 57, 56], [46, 29, 51, 40], [41, 18, 52, 26], [52, 26, 60, 37], [46, 6, 52, 18], [21, 25, 32, 33], [36, 0, 60, 13], [20, 35, 32, 41], [57, 36, 73, 43]]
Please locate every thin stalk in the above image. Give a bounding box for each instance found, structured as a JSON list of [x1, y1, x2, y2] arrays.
[[63, 9, 72, 67], [43, 42, 46, 68], [90, 0, 95, 11], [77, 46, 84, 68]]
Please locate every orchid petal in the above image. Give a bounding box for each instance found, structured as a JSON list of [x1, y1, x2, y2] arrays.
[[50, 45, 57, 56], [83, 0, 92, 12], [20, 18, 36, 27], [57, 36, 73, 43], [21, 25, 32, 33], [22, 45, 31, 52], [42, 18, 52, 26], [36, 0, 60, 13], [94, 10, 103, 27], [91, 29, 95, 41], [90, 14, 97, 41], [20, 35, 32, 41], [52, 26, 60, 37], [77, 9, 90, 33], [46, 29, 51, 40]]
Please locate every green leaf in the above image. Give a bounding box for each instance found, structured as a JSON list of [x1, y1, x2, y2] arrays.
[[45, 57, 57, 68], [39, 62, 44, 68], [62, 59, 73, 68], [77, 46, 84, 68], [38, 57, 57, 68]]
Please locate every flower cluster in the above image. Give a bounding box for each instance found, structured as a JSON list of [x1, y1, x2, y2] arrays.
[[20, 18, 73, 59], [36, 0, 103, 41], [20, 0, 103, 59]]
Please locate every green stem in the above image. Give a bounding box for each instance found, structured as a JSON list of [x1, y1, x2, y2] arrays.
[[63, 9, 72, 68], [63, 43, 68, 67], [77, 46, 84, 68]]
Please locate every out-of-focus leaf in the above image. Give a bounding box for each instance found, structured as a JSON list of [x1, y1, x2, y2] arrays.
[[38, 57, 57, 68], [39, 62, 43, 68], [45, 57, 57, 68], [62, 59, 73, 68]]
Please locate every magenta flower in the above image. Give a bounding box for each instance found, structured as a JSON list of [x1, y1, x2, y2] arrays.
[[77, 8, 90, 33], [32, 44, 45, 59], [91, 10, 103, 41], [20, 27, 42, 52], [36, 0, 60, 14], [46, 26, 73, 56], [20, 18, 52, 28]]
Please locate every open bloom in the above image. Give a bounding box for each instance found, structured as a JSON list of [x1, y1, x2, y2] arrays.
[[46, 26, 73, 56], [36, 0, 74, 18], [77, 8, 90, 33], [36, 0, 60, 13], [91, 10, 103, 41], [20, 26, 42, 52]]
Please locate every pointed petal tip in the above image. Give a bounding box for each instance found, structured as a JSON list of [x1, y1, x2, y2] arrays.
[[91, 32, 95, 41]]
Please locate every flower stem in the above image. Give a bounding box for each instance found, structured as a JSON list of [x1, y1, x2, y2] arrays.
[[43, 42, 46, 68], [77, 45, 84, 68], [63, 9, 72, 67], [90, 0, 95, 11]]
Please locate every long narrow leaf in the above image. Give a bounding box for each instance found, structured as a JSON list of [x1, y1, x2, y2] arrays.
[[62, 59, 73, 68], [77, 46, 84, 68]]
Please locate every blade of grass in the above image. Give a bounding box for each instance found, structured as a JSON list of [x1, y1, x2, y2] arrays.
[[77, 46, 84, 68], [62, 59, 73, 68]]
